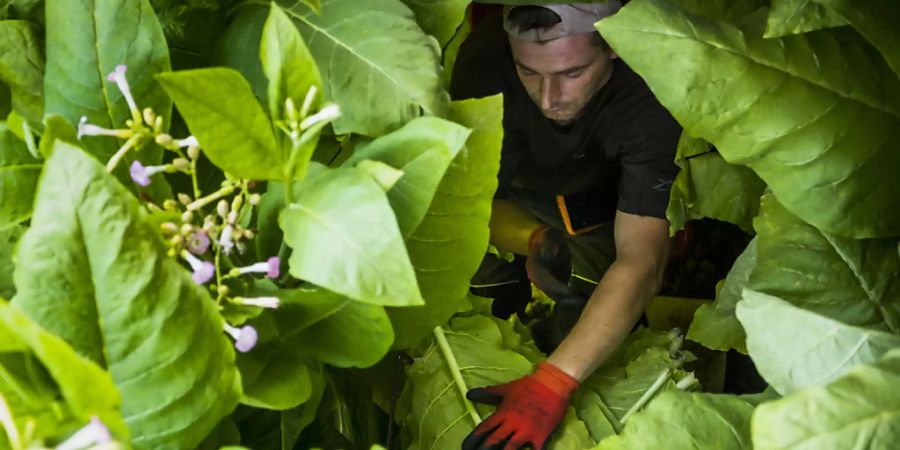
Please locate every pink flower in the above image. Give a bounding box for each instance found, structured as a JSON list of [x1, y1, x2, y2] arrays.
[[175, 135, 199, 148], [235, 256, 280, 279], [107, 64, 140, 119], [187, 230, 210, 255], [181, 250, 214, 284], [218, 224, 234, 255], [129, 161, 168, 187], [237, 296, 280, 309], [224, 323, 258, 352], [77, 116, 133, 140]]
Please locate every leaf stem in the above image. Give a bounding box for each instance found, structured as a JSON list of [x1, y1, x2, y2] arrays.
[[620, 368, 671, 424], [433, 326, 481, 425], [186, 184, 236, 211], [105, 133, 143, 172], [593, 392, 623, 434], [0, 391, 21, 450], [190, 158, 201, 200]]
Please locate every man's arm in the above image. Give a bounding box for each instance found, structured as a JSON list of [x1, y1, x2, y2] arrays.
[[547, 210, 670, 381], [488, 199, 544, 256]]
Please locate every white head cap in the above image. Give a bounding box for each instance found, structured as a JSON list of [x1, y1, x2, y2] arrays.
[[503, 1, 623, 42]]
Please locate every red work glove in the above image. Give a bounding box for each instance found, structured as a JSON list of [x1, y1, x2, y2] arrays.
[[462, 362, 579, 450]]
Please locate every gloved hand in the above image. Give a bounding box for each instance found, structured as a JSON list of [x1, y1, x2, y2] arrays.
[[462, 362, 579, 450], [525, 226, 571, 299], [526, 226, 588, 352]]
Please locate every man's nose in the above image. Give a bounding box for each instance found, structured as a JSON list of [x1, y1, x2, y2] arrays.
[[540, 77, 559, 110]]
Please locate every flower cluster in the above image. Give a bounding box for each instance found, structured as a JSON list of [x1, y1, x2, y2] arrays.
[[79, 64, 294, 355]]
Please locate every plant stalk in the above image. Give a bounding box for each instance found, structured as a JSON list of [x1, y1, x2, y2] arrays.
[[0, 392, 20, 450], [433, 326, 481, 425], [620, 368, 671, 424]]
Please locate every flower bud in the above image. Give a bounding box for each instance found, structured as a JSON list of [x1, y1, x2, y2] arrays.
[[217, 285, 230, 297], [143, 108, 156, 127], [154, 115, 164, 132], [170, 234, 183, 246], [217, 200, 229, 218], [231, 195, 243, 213], [160, 222, 179, 235], [180, 223, 193, 235], [227, 211, 238, 224], [243, 229, 256, 240], [172, 158, 190, 171], [155, 133, 173, 146], [178, 193, 193, 205], [249, 193, 261, 205], [163, 199, 178, 211], [187, 145, 200, 160], [285, 97, 298, 123], [181, 211, 193, 222]]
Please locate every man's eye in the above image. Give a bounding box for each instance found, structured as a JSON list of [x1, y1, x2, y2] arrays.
[[564, 71, 583, 79], [519, 68, 536, 76]]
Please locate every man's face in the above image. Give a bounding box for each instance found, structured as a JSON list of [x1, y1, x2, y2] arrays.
[[509, 33, 616, 125]]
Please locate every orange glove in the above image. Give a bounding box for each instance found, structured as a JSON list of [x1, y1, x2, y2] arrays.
[[462, 362, 579, 450]]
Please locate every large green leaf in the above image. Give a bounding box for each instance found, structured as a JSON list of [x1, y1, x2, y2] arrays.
[[765, 0, 847, 38], [592, 391, 756, 450], [158, 68, 285, 181], [280, 164, 423, 307], [400, 0, 469, 46], [343, 116, 471, 237], [212, 5, 269, 104], [11, 142, 241, 449], [598, 0, 900, 238], [576, 327, 693, 440], [43, 0, 170, 192], [284, 301, 393, 368], [237, 342, 313, 410], [261, 3, 322, 123], [278, 0, 449, 136], [749, 193, 900, 333], [0, 302, 128, 441], [0, 123, 39, 230], [737, 290, 900, 395], [246, 283, 394, 369], [752, 349, 900, 450], [666, 134, 765, 235], [686, 238, 756, 354], [0, 20, 43, 125], [404, 315, 595, 450], [0, 226, 21, 298], [387, 96, 503, 349], [811, 0, 900, 78]]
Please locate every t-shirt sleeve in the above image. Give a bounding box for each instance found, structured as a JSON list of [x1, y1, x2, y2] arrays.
[[616, 98, 681, 218]]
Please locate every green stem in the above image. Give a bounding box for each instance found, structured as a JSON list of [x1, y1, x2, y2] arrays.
[[0, 391, 21, 450], [433, 326, 481, 425], [186, 185, 235, 211], [620, 368, 671, 424], [190, 158, 201, 200], [593, 392, 623, 434], [105, 133, 142, 172]]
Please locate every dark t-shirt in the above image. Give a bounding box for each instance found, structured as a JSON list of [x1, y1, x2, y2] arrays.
[[450, 14, 681, 227]]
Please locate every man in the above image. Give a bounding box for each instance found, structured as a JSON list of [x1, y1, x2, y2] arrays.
[[450, 2, 681, 449]]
